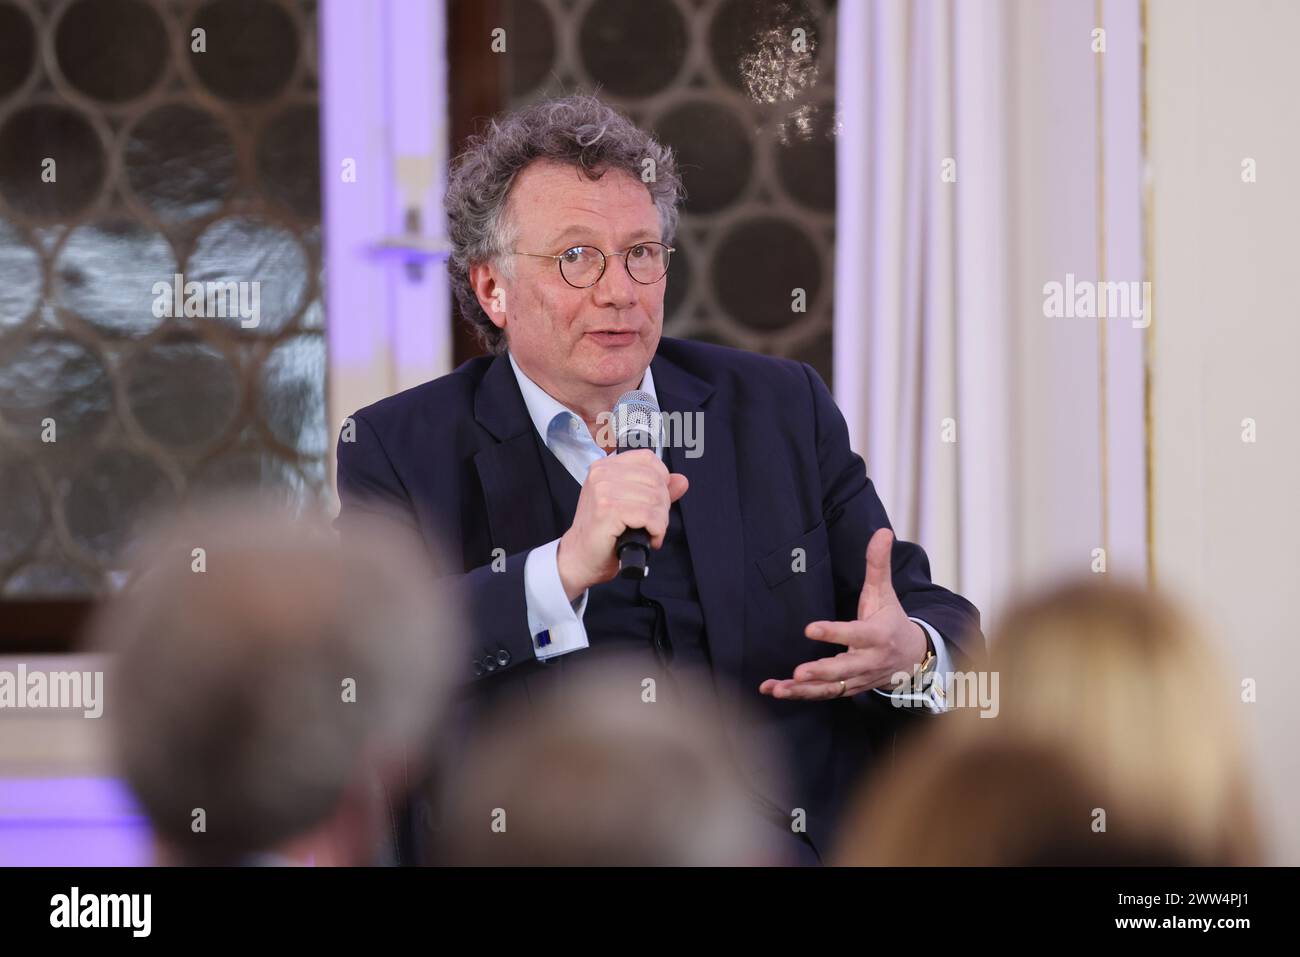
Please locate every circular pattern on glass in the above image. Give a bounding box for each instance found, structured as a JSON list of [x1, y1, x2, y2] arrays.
[[190, 448, 306, 503], [0, 218, 43, 332], [709, 0, 819, 98], [654, 100, 753, 214], [790, 329, 832, 379], [304, 2, 319, 79], [774, 102, 835, 211], [3, 560, 98, 597], [0, 104, 106, 220], [256, 104, 320, 219], [189, 0, 299, 102], [0, 460, 44, 563], [64, 448, 173, 562], [259, 334, 327, 455], [125, 337, 240, 448], [125, 104, 238, 222], [663, 235, 691, 321], [186, 217, 310, 334], [680, 327, 731, 349], [503, 0, 556, 97], [0, 2, 36, 100], [54, 0, 168, 103], [54, 220, 177, 336], [580, 0, 686, 98], [0, 334, 112, 442], [299, 297, 323, 330], [710, 216, 821, 332]]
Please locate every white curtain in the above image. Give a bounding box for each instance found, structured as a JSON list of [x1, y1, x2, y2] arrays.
[[834, 0, 1013, 619]]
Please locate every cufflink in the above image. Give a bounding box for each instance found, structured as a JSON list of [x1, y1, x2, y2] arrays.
[[535, 629, 551, 648]]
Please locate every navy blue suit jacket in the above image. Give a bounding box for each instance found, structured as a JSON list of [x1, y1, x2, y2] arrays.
[[336, 337, 984, 858]]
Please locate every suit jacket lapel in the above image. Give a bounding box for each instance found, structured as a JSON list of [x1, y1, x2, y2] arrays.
[[653, 352, 795, 825], [651, 352, 747, 694], [471, 355, 560, 556]]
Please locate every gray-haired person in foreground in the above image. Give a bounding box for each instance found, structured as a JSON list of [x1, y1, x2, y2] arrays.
[[441, 664, 781, 866], [90, 497, 460, 866]]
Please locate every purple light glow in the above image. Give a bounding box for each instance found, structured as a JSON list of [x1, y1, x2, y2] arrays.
[[0, 776, 152, 866]]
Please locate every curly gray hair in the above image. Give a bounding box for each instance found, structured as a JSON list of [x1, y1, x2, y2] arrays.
[[444, 93, 684, 355]]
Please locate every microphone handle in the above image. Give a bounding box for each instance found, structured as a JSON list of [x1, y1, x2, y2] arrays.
[[614, 430, 655, 579], [616, 527, 650, 579]]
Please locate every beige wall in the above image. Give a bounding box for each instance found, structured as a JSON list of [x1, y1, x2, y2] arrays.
[[0, 655, 112, 776], [1148, 0, 1300, 863]]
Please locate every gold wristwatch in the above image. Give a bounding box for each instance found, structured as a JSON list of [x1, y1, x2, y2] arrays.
[[915, 629, 944, 703]]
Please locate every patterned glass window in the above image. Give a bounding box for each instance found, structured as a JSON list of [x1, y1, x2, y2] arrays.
[[0, 0, 325, 598], [491, 0, 837, 380]]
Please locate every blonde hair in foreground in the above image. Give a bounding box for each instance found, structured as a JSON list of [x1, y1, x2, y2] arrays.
[[836, 578, 1260, 866]]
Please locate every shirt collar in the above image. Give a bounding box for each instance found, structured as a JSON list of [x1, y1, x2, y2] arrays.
[[506, 349, 658, 447]]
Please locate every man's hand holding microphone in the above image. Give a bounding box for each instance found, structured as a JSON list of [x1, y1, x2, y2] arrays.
[[556, 449, 689, 601]]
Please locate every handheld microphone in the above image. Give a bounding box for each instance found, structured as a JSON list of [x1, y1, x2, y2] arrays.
[[611, 389, 662, 579]]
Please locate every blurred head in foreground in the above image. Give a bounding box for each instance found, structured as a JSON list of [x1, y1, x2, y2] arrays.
[[836, 735, 1211, 865], [836, 578, 1260, 866], [442, 665, 775, 865], [90, 497, 458, 866]]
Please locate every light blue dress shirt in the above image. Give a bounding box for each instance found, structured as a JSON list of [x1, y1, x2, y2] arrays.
[[506, 351, 953, 710]]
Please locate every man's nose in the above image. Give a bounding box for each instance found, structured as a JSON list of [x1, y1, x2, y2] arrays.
[[591, 255, 639, 309]]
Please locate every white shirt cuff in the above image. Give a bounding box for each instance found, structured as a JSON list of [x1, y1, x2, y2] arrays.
[[523, 538, 589, 660], [872, 617, 952, 713]]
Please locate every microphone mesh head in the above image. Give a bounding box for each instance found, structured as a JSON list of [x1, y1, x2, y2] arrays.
[[613, 390, 661, 452]]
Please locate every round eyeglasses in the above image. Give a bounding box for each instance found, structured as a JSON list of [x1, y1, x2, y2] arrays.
[[511, 242, 674, 289]]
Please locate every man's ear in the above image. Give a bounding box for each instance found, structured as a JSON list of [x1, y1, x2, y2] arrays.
[[469, 262, 507, 330]]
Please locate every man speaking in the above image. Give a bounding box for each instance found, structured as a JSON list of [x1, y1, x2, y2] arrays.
[[336, 93, 983, 864]]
